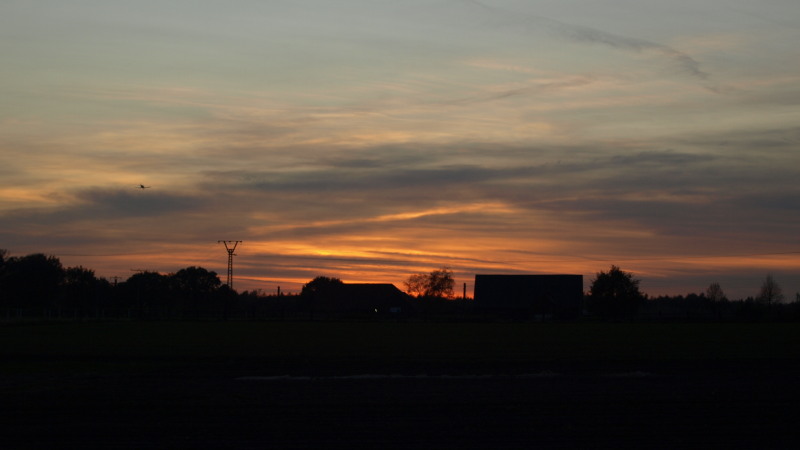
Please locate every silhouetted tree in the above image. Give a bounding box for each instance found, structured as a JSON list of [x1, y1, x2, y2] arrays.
[[170, 266, 223, 318], [0, 253, 65, 310], [92, 277, 115, 317], [0, 249, 9, 312], [215, 283, 239, 319], [404, 267, 455, 298], [61, 266, 99, 315], [428, 268, 455, 298], [171, 266, 221, 296], [301, 276, 343, 298], [404, 273, 428, 297], [123, 271, 169, 318], [705, 282, 727, 302], [758, 275, 784, 305], [299, 276, 344, 317], [702, 282, 727, 320], [588, 265, 644, 319]]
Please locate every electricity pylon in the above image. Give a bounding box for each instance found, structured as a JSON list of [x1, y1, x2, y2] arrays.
[[217, 240, 242, 290]]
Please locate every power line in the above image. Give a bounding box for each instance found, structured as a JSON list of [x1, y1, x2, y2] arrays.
[[217, 241, 242, 290]]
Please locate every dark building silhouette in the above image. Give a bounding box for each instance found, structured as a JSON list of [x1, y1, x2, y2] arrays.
[[474, 274, 583, 319], [309, 283, 412, 317]]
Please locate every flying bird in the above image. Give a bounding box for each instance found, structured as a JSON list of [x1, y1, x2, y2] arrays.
[[137, 184, 151, 190]]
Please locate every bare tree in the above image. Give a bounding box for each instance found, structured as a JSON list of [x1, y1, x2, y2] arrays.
[[758, 275, 784, 305], [403, 273, 428, 297], [404, 268, 455, 298], [705, 282, 726, 302]]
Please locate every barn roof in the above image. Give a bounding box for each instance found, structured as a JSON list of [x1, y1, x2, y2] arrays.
[[474, 274, 583, 318]]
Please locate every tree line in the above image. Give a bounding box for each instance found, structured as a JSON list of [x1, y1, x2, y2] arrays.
[[0, 250, 237, 319], [586, 266, 800, 321], [1, 249, 798, 321], [400, 265, 799, 321]]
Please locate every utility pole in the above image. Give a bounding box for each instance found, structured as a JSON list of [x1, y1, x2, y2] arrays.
[[217, 241, 242, 290]]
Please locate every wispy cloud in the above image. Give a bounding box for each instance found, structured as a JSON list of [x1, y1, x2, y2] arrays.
[[460, 0, 712, 82]]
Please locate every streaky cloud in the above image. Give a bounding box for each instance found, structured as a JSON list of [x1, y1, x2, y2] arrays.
[[673, 126, 800, 152], [210, 164, 541, 194], [607, 150, 716, 166], [0, 188, 208, 229], [432, 76, 595, 106], [74, 188, 206, 218]]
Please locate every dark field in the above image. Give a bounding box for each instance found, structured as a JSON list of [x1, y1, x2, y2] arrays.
[[2, 321, 799, 448]]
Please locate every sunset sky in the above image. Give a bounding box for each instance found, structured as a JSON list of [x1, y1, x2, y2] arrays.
[[2, 0, 799, 299]]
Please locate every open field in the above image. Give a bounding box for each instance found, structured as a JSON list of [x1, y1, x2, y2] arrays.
[[3, 321, 800, 372], [2, 321, 800, 448]]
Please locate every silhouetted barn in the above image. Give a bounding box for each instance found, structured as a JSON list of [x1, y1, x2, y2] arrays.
[[311, 283, 412, 318], [473, 275, 584, 319]]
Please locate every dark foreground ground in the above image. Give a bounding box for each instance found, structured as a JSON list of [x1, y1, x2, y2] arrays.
[[2, 321, 799, 449]]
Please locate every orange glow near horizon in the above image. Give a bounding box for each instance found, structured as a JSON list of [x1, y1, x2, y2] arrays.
[[48, 241, 800, 299]]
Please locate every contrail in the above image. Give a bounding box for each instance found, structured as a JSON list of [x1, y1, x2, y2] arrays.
[[549, 20, 709, 80], [459, 0, 711, 81]]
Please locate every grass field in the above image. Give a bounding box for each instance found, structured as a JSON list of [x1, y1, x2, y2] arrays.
[[3, 321, 800, 448], [2, 320, 799, 376]]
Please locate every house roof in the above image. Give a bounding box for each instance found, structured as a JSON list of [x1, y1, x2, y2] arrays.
[[312, 283, 410, 312]]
